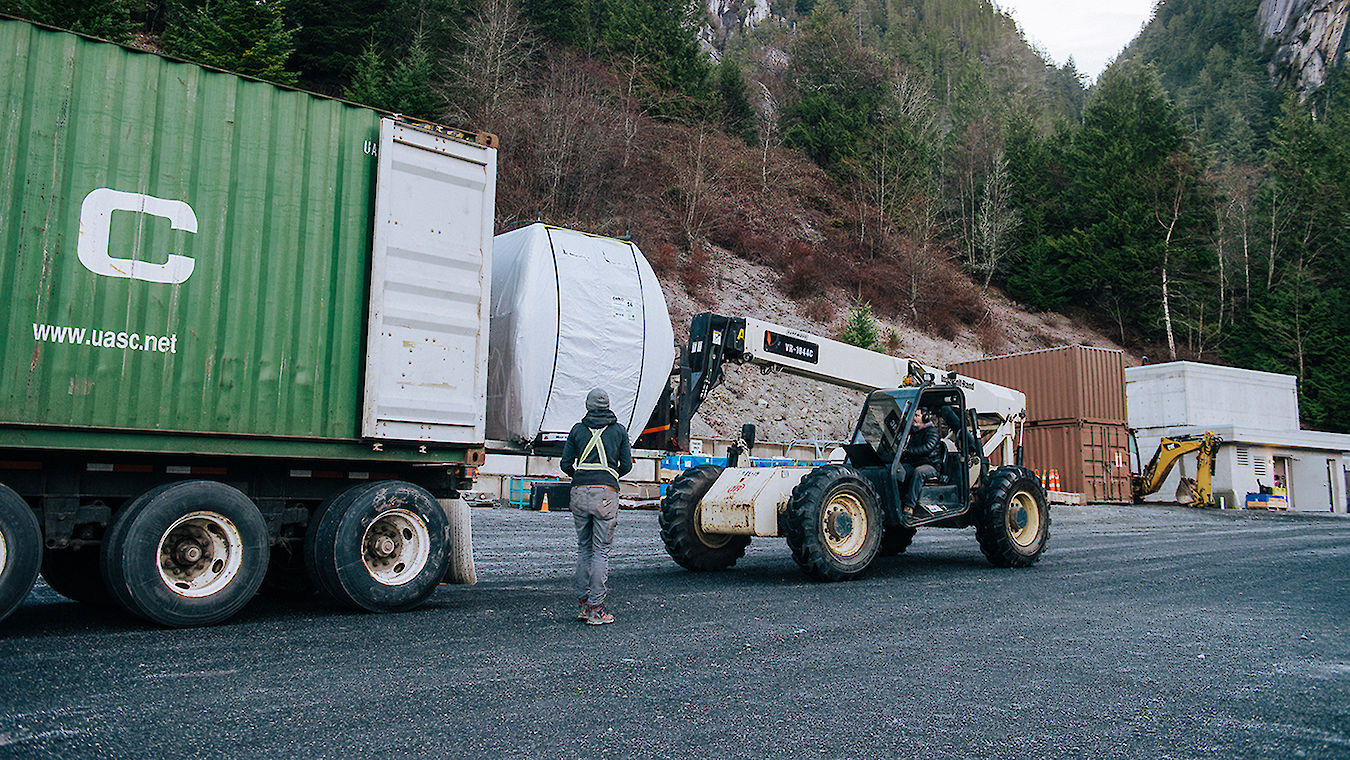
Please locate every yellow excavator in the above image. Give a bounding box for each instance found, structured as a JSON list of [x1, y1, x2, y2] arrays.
[[1132, 431, 1222, 506]]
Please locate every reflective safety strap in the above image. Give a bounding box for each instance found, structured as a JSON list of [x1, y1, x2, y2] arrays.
[[576, 426, 620, 480]]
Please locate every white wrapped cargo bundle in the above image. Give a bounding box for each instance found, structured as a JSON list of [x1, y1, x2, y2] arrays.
[[487, 224, 675, 446]]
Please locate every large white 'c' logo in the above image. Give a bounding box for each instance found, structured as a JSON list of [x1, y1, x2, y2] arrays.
[[78, 188, 197, 284]]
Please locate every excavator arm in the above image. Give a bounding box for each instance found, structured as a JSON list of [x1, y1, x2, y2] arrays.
[[1133, 431, 1221, 505]]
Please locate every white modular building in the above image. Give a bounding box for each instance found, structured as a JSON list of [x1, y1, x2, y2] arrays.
[[1126, 362, 1350, 513]]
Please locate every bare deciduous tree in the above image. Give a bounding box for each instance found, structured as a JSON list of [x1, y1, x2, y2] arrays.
[[676, 126, 724, 249], [449, 0, 536, 123], [973, 144, 1020, 289]]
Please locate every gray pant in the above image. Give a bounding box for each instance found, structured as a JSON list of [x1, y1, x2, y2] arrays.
[[900, 463, 938, 509], [571, 485, 619, 607]]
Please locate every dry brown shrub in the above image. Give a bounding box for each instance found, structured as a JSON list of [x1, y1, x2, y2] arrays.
[[973, 309, 1004, 353], [884, 329, 903, 354], [779, 240, 835, 297], [804, 298, 836, 324], [649, 242, 679, 277], [682, 243, 712, 296]]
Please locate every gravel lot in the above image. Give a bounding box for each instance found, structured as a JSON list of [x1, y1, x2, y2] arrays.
[[1, 503, 1348, 759]]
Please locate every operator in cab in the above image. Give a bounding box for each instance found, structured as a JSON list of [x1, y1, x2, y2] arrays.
[[900, 408, 944, 516]]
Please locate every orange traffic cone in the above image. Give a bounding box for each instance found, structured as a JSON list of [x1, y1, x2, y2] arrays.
[[541, 492, 550, 512], [1049, 470, 1061, 491]]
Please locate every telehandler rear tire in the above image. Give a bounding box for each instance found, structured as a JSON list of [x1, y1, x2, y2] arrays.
[[659, 465, 749, 571], [785, 466, 883, 581], [975, 466, 1050, 567]]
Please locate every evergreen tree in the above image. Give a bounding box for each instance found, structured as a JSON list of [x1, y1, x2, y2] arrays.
[[781, 4, 886, 178], [3, 0, 136, 40], [343, 43, 387, 108], [341, 34, 441, 120], [1036, 61, 1215, 351], [383, 33, 442, 120], [286, 0, 387, 92], [839, 298, 881, 350], [163, 0, 298, 85], [715, 59, 756, 145]]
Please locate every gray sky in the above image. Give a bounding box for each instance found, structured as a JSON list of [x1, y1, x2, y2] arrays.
[[993, 1, 1156, 81]]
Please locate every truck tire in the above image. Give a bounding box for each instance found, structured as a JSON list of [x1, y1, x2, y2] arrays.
[[785, 465, 883, 581], [100, 481, 270, 627], [0, 484, 42, 624], [877, 525, 917, 557], [41, 546, 113, 606], [659, 465, 750, 571], [975, 466, 1050, 568], [305, 481, 448, 613]]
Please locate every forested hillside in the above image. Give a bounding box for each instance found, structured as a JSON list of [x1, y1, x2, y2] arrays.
[[4, 0, 1348, 432]]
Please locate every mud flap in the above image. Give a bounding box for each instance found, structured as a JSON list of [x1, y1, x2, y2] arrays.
[[440, 497, 477, 585]]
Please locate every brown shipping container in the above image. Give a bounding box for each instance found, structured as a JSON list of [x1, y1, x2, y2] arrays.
[[1019, 422, 1133, 503], [952, 346, 1127, 425]]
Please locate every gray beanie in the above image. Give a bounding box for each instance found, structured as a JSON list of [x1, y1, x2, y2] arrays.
[[585, 388, 610, 412]]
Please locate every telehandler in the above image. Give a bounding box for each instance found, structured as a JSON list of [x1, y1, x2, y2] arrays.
[[656, 313, 1050, 581]]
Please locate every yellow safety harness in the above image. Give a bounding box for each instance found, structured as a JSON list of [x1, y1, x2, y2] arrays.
[[575, 426, 620, 480]]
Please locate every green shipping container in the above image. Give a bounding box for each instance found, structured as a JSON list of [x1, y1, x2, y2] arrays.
[[0, 20, 497, 461]]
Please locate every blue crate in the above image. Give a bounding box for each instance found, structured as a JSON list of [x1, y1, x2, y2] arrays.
[[506, 476, 564, 509]]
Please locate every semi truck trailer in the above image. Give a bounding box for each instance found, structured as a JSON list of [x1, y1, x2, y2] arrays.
[[0, 19, 497, 627]]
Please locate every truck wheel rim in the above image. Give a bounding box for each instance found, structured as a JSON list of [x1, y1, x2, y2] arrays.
[[822, 491, 867, 558], [361, 509, 430, 586], [1007, 492, 1040, 548], [0, 530, 7, 573], [693, 503, 732, 549], [157, 511, 244, 598]]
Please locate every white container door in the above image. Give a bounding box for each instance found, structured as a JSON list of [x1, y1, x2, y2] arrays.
[[362, 119, 497, 443]]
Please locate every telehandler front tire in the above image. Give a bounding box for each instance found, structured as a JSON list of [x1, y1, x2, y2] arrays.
[[877, 525, 917, 557], [659, 465, 749, 571], [785, 466, 883, 581], [975, 466, 1050, 568]]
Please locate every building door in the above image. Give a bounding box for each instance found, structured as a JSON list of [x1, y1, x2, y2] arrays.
[[1328, 459, 1340, 513], [1274, 456, 1293, 508]]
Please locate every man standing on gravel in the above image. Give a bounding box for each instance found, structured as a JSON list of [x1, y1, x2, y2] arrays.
[[560, 388, 632, 625]]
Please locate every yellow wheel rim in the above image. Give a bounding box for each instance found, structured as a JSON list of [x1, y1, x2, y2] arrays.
[[1007, 491, 1041, 548], [821, 491, 869, 558], [693, 502, 732, 549]]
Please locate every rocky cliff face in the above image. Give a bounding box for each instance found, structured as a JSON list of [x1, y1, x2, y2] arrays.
[[1259, 0, 1349, 96], [699, 0, 772, 55]]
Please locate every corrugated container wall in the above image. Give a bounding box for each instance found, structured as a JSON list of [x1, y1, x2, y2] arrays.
[[952, 346, 1127, 426], [0, 21, 380, 439], [1020, 422, 1133, 503]]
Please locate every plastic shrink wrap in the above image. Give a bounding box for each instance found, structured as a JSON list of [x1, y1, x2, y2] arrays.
[[487, 224, 675, 446]]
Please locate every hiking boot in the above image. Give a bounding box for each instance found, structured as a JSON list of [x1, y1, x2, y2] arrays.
[[577, 598, 591, 621], [585, 604, 614, 625]]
